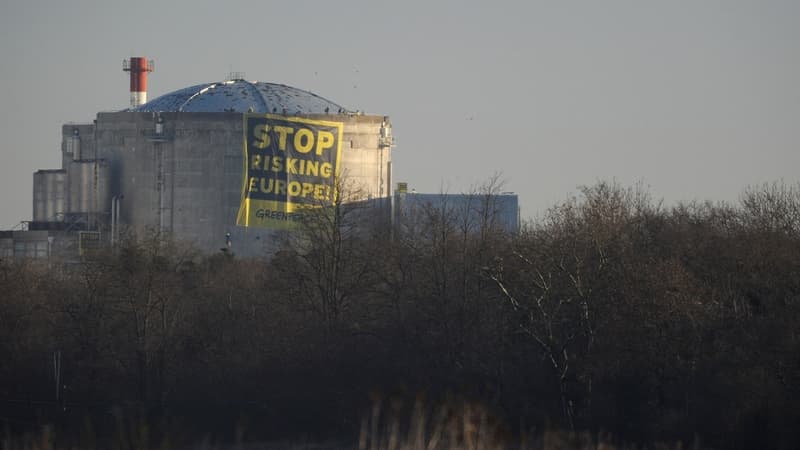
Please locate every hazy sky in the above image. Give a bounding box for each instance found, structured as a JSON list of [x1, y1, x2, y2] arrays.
[[1, 0, 798, 228]]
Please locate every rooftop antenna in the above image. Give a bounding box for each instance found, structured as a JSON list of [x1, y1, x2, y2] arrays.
[[226, 71, 246, 81]]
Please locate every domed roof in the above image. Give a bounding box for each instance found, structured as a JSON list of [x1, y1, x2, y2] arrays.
[[133, 79, 347, 114]]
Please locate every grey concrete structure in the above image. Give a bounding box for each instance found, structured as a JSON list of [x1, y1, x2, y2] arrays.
[[0, 230, 79, 260], [32, 169, 66, 222], [8, 79, 394, 258], [393, 190, 520, 235]]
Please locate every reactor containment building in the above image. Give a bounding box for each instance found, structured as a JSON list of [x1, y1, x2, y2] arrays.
[[2, 57, 394, 258]]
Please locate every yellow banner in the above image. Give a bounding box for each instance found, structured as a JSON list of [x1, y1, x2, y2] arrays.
[[236, 114, 343, 229]]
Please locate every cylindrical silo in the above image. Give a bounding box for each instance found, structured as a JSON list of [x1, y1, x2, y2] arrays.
[[67, 161, 92, 214], [67, 160, 111, 215], [33, 170, 66, 222], [95, 159, 111, 216]]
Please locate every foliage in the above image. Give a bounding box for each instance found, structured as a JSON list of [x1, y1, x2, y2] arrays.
[[1, 180, 799, 449]]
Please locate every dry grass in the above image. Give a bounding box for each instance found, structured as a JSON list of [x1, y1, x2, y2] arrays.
[[2, 425, 54, 450], [356, 395, 694, 450], [1, 413, 160, 450], [1, 401, 696, 450]]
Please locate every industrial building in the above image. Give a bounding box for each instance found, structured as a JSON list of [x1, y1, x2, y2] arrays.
[[392, 189, 520, 235], [2, 57, 518, 260], [1, 57, 393, 259]]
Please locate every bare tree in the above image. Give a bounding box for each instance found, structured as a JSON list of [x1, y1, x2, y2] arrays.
[[739, 181, 800, 235], [275, 176, 377, 334], [487, 181, 659, 429], [108, 231, 198, 406]]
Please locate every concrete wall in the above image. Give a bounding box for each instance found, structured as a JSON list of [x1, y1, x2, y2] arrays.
[[0, 232, 12, 258], [338, 115, 393, 200], [65, 159, 111, 216], [8, 230, 49, 258], [0, 230, 80, 260], [61, 123, 97, 167], [394, 192, 520, 234], [91, 112, 245, 252], [89, 112, 392, 256]]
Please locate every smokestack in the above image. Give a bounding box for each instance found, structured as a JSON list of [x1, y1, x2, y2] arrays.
[[122, 57, 154, 108]]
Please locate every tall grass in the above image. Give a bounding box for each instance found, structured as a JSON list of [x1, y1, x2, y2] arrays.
[[356, 395, 694, 450], [1, 412, 164, 450], [2, 402, 695, 450]]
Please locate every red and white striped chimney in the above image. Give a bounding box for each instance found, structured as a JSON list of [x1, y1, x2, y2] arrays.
[[122, 57, 154, 108]]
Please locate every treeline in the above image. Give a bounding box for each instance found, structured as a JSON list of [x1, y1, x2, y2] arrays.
[[1, 180, 799, 449]]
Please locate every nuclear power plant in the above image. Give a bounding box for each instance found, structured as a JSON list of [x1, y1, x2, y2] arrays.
[[1, 57, 517, 259]]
